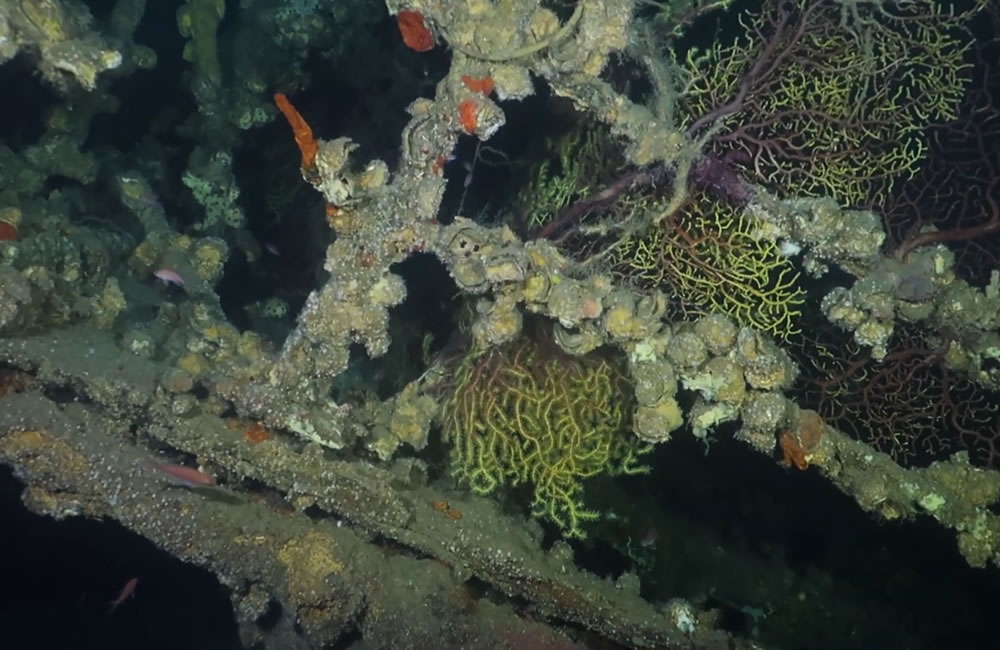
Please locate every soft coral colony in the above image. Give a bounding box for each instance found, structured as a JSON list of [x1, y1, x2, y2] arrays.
[[0, 1, 999, 649]]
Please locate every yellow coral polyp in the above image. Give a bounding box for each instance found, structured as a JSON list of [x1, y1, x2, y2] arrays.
[[443, 334, 650, 538]]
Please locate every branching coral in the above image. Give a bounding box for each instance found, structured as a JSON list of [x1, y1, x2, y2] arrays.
[[518, 126, 803, 338], [882, 9, 1000, 270], [677, 0, 980, 207], [611, 190, 805, 339], [441, 333, 651, 538], [515, 123, 625, 235], [794, 323, 1000, 468]]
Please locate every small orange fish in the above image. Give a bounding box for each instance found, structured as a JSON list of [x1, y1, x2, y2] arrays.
[[108, 577, 137, 613], [148, 461, 217, 487]]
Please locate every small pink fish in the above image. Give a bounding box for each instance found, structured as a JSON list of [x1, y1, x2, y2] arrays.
[[108, 577, 137, 613], [153, 268, 185, 287], [148, 461, 217, 487]]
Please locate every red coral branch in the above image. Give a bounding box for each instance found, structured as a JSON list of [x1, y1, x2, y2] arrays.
[[888, 11, 1000, 266], [797, 324, 999, 468]]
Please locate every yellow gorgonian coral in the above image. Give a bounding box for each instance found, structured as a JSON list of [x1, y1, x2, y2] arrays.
[[613, 191, 805, 339], [442, 333, 650, 538], [677, 0, 980, 207], [516, 124, 624, 231]]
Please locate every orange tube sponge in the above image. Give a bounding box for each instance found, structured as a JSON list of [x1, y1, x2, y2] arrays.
[[461, 75, 495, 95], [397, 10, 434, 52], [458, 99, 478, 133], [274, 92, 318, 171]]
